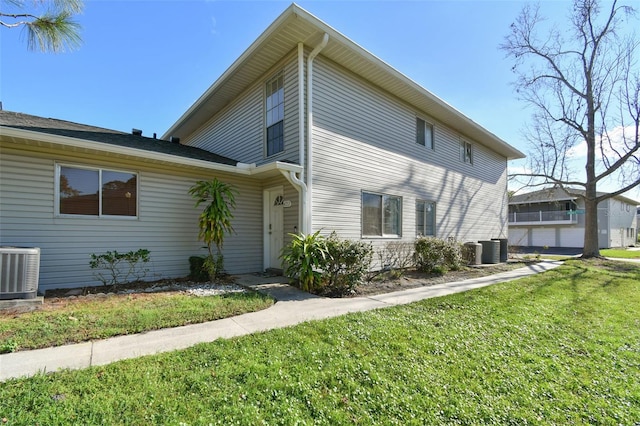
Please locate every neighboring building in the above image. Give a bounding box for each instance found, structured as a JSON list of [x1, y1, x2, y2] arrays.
[[1, 4, 524, 292], [508, 187, 638, 249]]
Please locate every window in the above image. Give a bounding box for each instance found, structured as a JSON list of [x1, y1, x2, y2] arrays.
[[416, 117, 434, 149], [362, 192, 402, 237], [460, 140, 473, 164], [265, 73, 284, 156], [57, 165, 138, 217], [416, 200, 436, 237]]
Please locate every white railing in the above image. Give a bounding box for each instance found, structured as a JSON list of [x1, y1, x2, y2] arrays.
[[508, 210, 579, 224]]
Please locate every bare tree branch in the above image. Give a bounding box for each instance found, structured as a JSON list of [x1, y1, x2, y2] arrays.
[[502, 0, 639, 257]]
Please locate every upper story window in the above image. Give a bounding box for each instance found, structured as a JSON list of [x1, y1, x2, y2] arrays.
[[460, 140, 473, 164], [57, 164, 138, 217], [416, 200, 436, 237], [362, 191, 402, 237], [416, 117, 434, 150], [265, 73, 284, 157]]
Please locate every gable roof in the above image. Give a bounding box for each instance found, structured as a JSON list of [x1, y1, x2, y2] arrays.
[[164, 3, 525, 160], [510, 187, 640, 206], [0, 110, 238, 166]]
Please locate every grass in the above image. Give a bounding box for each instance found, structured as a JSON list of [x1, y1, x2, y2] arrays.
[[0, 290, 274, 353], [1, 259, 639, 424], [600, 248, 640, 259]]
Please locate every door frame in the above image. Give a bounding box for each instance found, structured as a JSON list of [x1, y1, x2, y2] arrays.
[[263, 185, 284, 271]]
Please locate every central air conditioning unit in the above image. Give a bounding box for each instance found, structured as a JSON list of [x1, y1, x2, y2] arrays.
[[0, 247, 40, 300]]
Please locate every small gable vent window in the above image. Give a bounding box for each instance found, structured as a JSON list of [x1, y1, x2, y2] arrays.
[[266, 73, 284, 157]]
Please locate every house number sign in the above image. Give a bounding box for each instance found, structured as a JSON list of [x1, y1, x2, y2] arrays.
[[273, 196, 291, 208]]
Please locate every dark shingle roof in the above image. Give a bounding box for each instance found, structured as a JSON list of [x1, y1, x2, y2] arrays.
[[0, 111, 238, 166]]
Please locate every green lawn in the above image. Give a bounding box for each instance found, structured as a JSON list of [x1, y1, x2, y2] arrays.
[[0, 291, 274, 353], [600, 248, 640, 259], [1, 259, 639, 424]]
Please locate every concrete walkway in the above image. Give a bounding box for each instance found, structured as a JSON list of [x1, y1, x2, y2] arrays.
[[0, 261, 562, 382]]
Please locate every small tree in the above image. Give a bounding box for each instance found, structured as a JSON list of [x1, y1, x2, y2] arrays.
[[188, 178, 237, 280], [1, 0, 83, 52]]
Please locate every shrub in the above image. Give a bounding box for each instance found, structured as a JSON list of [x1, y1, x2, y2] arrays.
[[89, 249, 151, 286], [321, 233, 373, 296], [414, 237, 463, 274], [442, 239, 464, 271], [188, 256, 209, 282], [280, 231, 328, 292], [281, 232, 373, 296], [377, 241, 415, 278]]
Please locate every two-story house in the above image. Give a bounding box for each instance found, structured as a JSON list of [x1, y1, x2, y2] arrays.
[[164, 4, 524, 271], [508, 187, 638, 249], [0, 4, 524, 293]]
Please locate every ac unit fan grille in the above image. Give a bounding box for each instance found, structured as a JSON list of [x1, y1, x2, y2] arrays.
[[0, 247, 40, 300]]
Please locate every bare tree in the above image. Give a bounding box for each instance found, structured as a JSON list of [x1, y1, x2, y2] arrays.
[[502, 0, 640, 257], [0, 0, 83, 52]]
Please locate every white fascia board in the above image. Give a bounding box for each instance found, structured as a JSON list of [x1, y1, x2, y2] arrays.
[[0, 126, 250, 175], [249, 161, 303, 176]]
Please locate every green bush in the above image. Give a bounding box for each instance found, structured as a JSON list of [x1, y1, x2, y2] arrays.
[[414, 237, 463, 274], [321, 233, 373, 296], [89, 249, 151, 286], [280, 231, 328, 292], [188, 256, 209, 282], [281, 232, 373, 296], [442, 239, 464, 271]]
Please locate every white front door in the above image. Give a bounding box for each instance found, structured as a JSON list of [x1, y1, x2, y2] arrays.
[[264, 186, 284, 270]]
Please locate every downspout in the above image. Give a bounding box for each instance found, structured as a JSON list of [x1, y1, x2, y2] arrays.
[[295, 42, 308, 233], [305, 33, 329, 234]]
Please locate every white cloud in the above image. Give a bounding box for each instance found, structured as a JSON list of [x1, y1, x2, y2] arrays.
[[210, 16, 218, 35], [566, 125, 638, 159]]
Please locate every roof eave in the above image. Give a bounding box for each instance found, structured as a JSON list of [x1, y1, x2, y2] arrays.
[[164, 3, 525, 160], [1, 126, 251, 175]]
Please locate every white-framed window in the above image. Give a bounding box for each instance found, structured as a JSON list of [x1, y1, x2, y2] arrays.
[[56, 164, 138, 217], [460, 140, 473, 164], [362, 191, 402, 237], [265, 72, 284, 157], [416, 117, 434, 150], [416, 200, 436, 237]]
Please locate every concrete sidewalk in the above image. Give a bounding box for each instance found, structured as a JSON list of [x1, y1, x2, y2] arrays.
[[0, 261, 562, 382]]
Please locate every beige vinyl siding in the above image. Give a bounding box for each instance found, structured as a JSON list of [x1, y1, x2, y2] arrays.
[[311, 58, 508, 252], [183, 52, 301, 166], [0, 144, 263, 292]]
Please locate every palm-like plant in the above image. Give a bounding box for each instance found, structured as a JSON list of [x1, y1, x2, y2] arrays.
[[188, 178, 237, 280], [280, 231, 328, 292]]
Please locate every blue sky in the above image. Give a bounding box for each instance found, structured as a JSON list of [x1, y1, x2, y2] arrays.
[[1, 0, 638, 199]]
